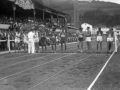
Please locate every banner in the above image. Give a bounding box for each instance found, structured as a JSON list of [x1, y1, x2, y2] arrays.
[[15, 0, 34, 10], [0, 24, 10, 29]]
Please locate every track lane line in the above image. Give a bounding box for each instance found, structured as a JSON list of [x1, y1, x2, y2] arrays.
[[27, 54, 94, 90], [0, 41, 103, 81], [27, 42, 108, 90], [0, 42, 78, 63], [87, 51, 115, 90], [0, 46, 78, 69], [0, 53, 75, 81]]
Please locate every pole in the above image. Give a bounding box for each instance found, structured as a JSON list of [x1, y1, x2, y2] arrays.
[[50, 0, 52, 8], [33, 9, 36, 22], [13, 4, 16, 23], [74, 0, 79, 28], [43, 10, 45, 22], [57, 14, 59, 26], [7, 33, 11, 53]]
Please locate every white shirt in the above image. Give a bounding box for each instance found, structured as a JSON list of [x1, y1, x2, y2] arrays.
[[28, 31, 35, 39]]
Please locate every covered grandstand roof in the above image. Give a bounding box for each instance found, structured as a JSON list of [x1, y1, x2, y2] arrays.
[[1, 0, 68, 18]]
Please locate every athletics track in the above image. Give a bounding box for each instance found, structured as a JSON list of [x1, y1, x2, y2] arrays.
[[0, 41, 119, 90]]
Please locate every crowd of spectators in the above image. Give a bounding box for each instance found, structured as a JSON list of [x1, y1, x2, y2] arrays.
[[0, 15, 77, 52]]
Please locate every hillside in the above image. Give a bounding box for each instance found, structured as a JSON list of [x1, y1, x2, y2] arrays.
[[41, 0, 120, 16]]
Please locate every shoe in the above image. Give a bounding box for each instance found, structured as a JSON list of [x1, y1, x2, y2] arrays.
[[80, 50, 83, 53]]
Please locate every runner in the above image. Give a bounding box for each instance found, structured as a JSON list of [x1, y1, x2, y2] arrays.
[[23, 31, 28, 52], [85, 27, 92, 53], [60, 29, 67, 53], [34, 30, 39, 53], [77, 27, 84, 53], [40, 30, 47, 53], [106, 28, 114, 53], [96, 27, 103, 52], [14, 30, 21, 53], [113, 29, 120, 53], [51, 28, 57, 53]]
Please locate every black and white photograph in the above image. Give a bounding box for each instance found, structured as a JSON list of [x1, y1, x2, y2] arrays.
[[0, 0, 120, 90]]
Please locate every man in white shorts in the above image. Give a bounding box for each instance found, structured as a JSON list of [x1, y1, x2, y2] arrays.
[[106, 28, 114, 53], [114, 30, 119, 53], [96, 27, 103, 52], [85, 27, 92, 52], [27, 28, 35, 54]]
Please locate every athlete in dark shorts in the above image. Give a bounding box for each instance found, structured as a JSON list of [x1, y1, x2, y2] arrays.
[[77, 27, 84, 53], [40, 32, 47, 53], [96, 27, 103, 52], [106, 28, 114, 53], [60, 30, 67, 52], [51, 31, 57, 53]]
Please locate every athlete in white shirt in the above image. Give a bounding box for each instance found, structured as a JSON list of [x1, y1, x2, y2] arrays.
[[27, 29, 35, 54]]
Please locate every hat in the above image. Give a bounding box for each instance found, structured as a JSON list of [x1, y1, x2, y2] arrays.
[[41, 24, 45, 27], [31, 26, 35, 30]]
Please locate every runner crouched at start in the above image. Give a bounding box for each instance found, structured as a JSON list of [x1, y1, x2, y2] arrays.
[[96, 27, 103, 52], [106, 28, 114, 53], [77, 27, 84, 53], [60, 30, 67, 53]]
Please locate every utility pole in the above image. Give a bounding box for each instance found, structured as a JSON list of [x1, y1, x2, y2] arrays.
[[74, 0, 79, 28], [50, 0, 52, 8]]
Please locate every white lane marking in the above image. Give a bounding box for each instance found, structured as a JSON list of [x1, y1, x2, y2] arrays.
[[0, 54, 58, 69], [0, 53, 75, 81], [0, 42, 77, 55], [0, 53, 40, 63], [0, 47, 78, 69], [0, 42, 78, 63], [27, 54, 94, 90], [87, 51, 115, 90], [0, 41, 100, 81]]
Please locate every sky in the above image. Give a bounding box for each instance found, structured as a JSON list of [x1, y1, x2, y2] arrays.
[[99, 0, 120, 4], [8, 0, 120, 4]]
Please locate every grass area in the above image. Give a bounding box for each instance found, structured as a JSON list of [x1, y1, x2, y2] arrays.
[[92, 47, 120, 90]]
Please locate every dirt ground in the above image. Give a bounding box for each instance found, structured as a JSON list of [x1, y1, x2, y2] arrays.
[[0, 41, 114, 90]]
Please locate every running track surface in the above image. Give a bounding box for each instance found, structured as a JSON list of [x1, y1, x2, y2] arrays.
[[0, 41, 116, 90]]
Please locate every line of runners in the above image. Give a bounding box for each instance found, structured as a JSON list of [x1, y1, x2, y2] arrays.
[[14, 26, 119, 54], [78, 27, 119, 53]]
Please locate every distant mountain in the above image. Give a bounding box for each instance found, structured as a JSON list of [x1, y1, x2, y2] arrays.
[[41, 0, 120, 16]]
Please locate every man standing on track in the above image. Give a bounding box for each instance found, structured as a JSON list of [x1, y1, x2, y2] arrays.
[[51, 27, 57, 53], [114, 31, 119, 53], [14, 30, 21, 53], [96, 27, 103, 53], [77, 27, 84, 53], [34, 29, 39, 53], [40, 29, 47, 53], [85, 27, 92, 53], [106, 28, 114, 53], [60, 29, 67, 53], [27, 27, 35, 54]]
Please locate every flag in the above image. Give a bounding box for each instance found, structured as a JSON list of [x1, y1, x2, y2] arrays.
[[15, 0, 35, 10]]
